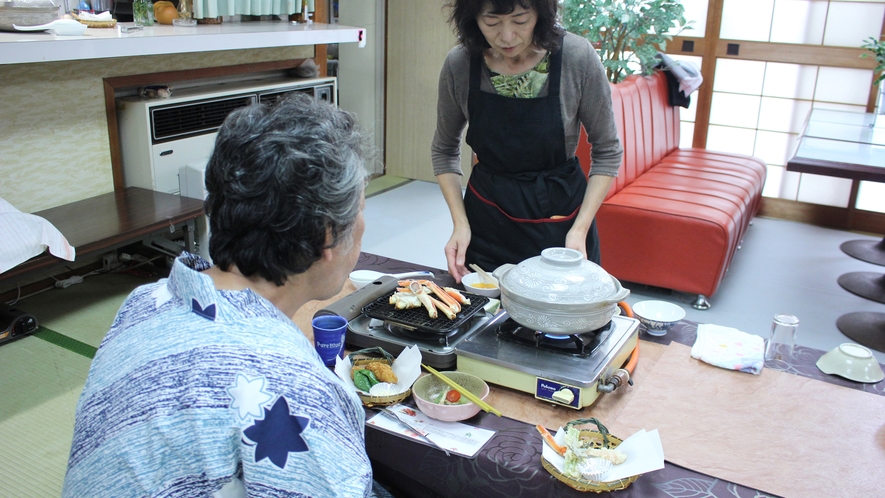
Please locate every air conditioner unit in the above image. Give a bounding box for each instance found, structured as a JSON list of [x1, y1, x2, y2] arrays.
[[116, 76, 337, 195]]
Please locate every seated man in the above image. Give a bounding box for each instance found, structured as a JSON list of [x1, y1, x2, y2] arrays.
[[63, 94, 387, 497]]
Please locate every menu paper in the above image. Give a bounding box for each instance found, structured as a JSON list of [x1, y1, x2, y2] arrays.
[[367, 404, 497, 458], [542, 427, 665, 483]]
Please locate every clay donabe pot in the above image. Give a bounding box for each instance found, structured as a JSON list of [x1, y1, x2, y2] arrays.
[[492, 248, 630, 334]]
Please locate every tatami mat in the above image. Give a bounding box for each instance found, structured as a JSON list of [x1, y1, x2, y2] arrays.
[[19, 272, 156, 348], [0, 336, 92, 498]]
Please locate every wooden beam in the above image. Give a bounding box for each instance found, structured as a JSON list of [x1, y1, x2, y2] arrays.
[[714, 40, 876, 69], [691, 0, 724, 149]]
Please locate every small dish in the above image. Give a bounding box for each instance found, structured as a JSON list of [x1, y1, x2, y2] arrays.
[[412, 371, 490, 422], [461, 272, 500, 298], [632, 300, 685, 336], [348, 269, 434, 289], [816, 343, 884, 383]]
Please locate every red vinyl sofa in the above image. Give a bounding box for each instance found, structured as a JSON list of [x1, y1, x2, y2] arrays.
[[578, 71, 767, 309]]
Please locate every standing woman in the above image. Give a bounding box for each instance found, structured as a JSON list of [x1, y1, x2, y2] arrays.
[[432, 0, 623, 282]]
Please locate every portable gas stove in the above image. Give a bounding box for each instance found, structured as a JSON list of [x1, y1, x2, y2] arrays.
[[317, 275, 639, 408], [455, 312, 640, 409]]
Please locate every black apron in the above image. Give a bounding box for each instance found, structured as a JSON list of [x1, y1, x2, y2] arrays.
[[464, 41, 600, 272]]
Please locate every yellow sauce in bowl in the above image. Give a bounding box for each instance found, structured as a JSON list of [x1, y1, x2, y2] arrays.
[[471, 282, 498, 289]]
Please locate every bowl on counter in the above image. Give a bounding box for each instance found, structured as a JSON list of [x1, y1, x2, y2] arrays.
[[412, 371, 490, 422], [816, 343, 884, 383], [632, 300, 685, 336], [461, 272, 501, 298]]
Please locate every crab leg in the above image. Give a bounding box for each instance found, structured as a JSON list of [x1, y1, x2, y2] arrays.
[[408, 281, 437, 319], [415, 280, 462, 313], [429, 296, 456, 320], [443, 287, 471, 306]]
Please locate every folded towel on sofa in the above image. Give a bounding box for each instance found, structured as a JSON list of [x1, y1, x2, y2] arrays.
[[690, 324, 765, 375]]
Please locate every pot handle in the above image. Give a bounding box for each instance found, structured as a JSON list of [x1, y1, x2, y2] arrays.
[[491, 263, 515, 281], [600, 285, 630, 306]]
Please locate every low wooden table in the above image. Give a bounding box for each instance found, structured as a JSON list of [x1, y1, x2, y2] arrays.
[[787, 109, 885, 351], [304, 253, 885, 497], [0, 187, 204, 287]]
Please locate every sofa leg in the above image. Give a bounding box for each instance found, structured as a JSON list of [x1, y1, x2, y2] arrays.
[[691, 295, 711, 310]]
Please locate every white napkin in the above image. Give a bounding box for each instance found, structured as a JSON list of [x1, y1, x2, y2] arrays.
[[77, 11, 113, 21], [335, 345, 422, 396], [690, 323, 765, 375], [0, 198, 75, 273]]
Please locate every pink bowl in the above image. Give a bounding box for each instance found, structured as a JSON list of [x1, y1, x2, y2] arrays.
[[412, 371, 490, 422]]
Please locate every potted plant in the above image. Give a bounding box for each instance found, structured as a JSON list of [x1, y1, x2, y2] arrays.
[[861, 36, 885, 85], [560, 0, 692, 83]]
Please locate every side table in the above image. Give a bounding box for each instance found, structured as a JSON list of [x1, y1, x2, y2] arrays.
[[786, 108, 885, 352]]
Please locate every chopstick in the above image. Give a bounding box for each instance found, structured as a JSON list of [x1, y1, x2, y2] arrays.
[[468, 264, 496, 285], [421, 363, 502, 417]]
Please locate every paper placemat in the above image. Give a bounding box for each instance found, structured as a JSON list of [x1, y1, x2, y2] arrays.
[[367, 404, 496, 458], [611, 342, 885, 497]]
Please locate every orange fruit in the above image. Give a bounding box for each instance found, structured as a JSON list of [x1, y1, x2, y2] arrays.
[[153, 1, 177, 24]]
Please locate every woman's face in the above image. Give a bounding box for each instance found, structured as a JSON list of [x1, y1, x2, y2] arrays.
[[476, 5, 537, 60]]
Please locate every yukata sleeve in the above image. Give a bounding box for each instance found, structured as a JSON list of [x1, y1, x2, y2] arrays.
[[236, 360, 373, 497]]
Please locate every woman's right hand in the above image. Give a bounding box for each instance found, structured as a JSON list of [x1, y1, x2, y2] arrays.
[[444, 224, 471, 283]]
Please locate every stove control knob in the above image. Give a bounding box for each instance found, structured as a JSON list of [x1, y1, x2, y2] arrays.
[[552, 388, 575, 405]]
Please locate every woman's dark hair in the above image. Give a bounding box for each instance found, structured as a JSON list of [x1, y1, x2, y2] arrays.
[[447, 0, 563, 56], [203, 93, 371, 286]]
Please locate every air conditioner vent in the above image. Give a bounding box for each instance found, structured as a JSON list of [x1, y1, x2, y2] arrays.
[[150, 95, 255, 143], [258, 87, 316, 106]]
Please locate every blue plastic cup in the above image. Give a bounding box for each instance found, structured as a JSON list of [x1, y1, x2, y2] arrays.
[[312, 315, 348, 366]]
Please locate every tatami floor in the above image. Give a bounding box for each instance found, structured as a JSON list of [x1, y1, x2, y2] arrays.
[[2, 176, 884, 496]]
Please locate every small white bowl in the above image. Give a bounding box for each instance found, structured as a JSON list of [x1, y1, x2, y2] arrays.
[[816, 343, 884, 383], [462, 272, 500, 298], [632, 300, 685, 336]]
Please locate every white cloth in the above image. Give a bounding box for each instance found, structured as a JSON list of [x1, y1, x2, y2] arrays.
[[0, 198, 75, 273], [656, 52, 703, 95], [690, 323, 765, 375], [77, 11, 112, 20]]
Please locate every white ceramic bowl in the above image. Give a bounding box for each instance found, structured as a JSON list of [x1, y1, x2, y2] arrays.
[[412, 371, 490, 422], [461, 272, 501, 298], [816, 343, 884, 383], [632, 300, 686, 336]]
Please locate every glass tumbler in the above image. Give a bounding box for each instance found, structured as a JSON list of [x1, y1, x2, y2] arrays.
[[133, 0, 154, 26], [765, 313, 799, 361]]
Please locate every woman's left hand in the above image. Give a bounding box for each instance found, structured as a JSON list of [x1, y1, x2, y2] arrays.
[[565, 228, 588, 259]]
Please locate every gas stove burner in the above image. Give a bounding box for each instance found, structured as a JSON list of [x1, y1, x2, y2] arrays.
[[496, 319, 615, 357], [385, 320, 465, 347]]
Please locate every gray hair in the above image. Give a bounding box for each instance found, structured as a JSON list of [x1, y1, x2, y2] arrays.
[[204, 93, 373, 285]]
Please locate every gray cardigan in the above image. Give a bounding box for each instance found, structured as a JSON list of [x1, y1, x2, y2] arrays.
[[431, 31, 623, 178]]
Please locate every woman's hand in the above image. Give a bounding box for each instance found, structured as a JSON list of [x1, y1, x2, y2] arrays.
[[445, 224, 471, 283], [565, 228, 588, 259]]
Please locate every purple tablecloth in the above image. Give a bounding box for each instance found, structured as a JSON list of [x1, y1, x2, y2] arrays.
[[355, 253, 885, 497]]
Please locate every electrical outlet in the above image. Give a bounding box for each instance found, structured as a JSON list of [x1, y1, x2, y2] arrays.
[[102, 252, 119, 272]]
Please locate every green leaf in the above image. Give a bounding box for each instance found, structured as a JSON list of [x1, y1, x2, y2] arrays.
[[561, 0, 691, 83]]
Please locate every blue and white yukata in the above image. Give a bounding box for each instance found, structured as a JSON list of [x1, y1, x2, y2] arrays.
[[63, 253, 374, 497]]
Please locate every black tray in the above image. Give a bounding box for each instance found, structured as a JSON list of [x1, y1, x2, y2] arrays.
[[361, 290, 490, 335]]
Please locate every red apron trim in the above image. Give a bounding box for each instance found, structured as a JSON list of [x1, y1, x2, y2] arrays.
[[467, 182, 580, 223]]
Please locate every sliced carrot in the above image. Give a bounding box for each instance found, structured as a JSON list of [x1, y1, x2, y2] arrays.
[[536, 424, 566, 456]]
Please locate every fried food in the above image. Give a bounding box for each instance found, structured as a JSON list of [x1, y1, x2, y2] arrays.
[[364, 361, 398, 384]]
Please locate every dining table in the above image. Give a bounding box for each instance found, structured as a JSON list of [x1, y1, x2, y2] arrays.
[[787, 108, 885, 352], [293, 252, 885, 498]]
